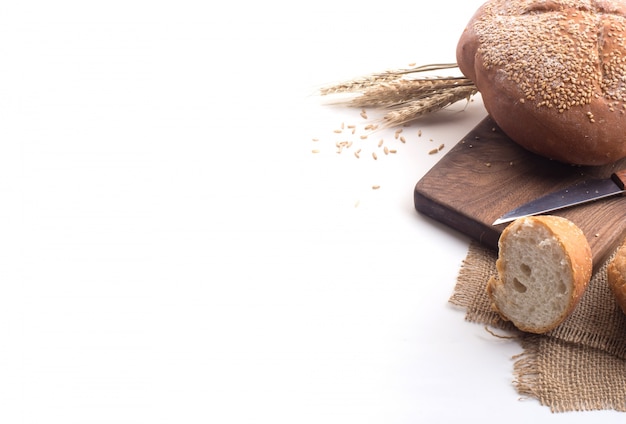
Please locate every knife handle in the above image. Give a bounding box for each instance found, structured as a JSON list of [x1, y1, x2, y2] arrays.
[[611, 170, 626, 190]]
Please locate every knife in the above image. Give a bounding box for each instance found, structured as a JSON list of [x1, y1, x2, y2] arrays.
[[492, 169, 626, 226]]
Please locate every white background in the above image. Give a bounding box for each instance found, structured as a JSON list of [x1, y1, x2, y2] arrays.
[[0, 1, 623, 422]]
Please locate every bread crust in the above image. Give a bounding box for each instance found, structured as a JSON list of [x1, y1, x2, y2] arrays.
[[607, 242, 626, 314], [487, 216, 592, 333], [457, 0, 626, 165]]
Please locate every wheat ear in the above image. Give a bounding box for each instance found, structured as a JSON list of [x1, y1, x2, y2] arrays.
[[381, 85, 477, 127], [320, 63, 478, 125]]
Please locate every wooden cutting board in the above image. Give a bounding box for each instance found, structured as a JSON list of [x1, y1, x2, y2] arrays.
[[414, 116, 626, 269]]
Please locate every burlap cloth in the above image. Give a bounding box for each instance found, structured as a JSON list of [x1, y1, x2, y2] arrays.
[[449, 241, 626, 413]]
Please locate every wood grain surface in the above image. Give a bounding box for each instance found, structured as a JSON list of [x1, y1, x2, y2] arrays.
[[414, 116, 626, 269]]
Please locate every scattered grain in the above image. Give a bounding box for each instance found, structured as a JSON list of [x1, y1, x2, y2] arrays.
[[372, 185, 381, 190], [400, 136, 406, 143], [384, 146, 389, 155], [428, 148, 439, 155], [378, 139, 384, 148], [312, 149, 320, 154], [372, 152, 378, 160]]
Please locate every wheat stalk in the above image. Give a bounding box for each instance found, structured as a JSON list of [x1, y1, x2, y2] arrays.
[[382, 85, 477, 127], [346, 77, 475, 108], [319, 63, 463, 95], [320, 63, 478, 126]]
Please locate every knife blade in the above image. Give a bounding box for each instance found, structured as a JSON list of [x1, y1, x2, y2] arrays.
[[492, 169, 626, 226]]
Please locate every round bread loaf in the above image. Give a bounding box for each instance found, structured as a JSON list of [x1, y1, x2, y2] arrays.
[[486, 216, 592, 334], [607, 241, 626, 314], [457, 0, 626, 166]]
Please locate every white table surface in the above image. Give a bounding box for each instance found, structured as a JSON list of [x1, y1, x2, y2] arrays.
[[2, 1, 624, 422]]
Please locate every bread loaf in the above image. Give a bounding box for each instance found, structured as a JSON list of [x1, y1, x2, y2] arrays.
[[607, 241, 626, 314], [457, 0, 626, 166], [487, 216, 592, 334]]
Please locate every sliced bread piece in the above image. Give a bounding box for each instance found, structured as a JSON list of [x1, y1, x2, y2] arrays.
[[607, 241, 626, 315], [486, 215, 592, 334]]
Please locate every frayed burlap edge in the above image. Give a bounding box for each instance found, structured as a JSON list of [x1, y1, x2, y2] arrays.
[[512, 335, 541, 403], [513, 335, 626, 413], [449, 241, 516, 331]]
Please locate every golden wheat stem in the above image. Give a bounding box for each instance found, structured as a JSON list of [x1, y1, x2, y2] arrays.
[[345, 77, 475, 108], [320, 63, 479, 125], [319, 63, 463, 96], [381, 85, 478, 127]]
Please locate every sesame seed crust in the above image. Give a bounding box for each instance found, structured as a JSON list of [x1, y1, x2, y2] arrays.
[[457, 0, 626, 165]]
